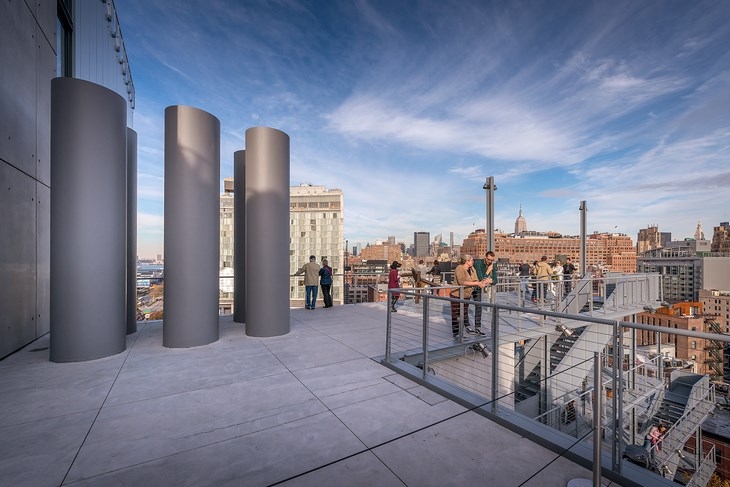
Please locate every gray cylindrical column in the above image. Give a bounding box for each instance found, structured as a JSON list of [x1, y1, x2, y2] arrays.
[[233, 150, 246, 324], [50, 77, 127, 362], [163, 106, 220, 348], [245, 127, 290, 337], [127, 128, 138, 335]]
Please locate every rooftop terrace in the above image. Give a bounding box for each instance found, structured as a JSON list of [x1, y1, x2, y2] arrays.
[[1, 303, 615, 487]]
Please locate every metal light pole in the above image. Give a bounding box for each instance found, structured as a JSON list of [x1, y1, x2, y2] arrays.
[[483, 176, 496, 252], [580, 200, 587, 277]]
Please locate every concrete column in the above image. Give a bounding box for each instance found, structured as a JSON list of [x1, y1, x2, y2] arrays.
[[50, 78, 127, 362], [233, 150, 245, 324], [163, 106, 220, 348], [126, 128, 138, 335], [245, 127, 289, 337]]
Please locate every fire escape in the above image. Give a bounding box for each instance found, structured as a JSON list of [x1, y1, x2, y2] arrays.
[[704, 316, 724, 381]]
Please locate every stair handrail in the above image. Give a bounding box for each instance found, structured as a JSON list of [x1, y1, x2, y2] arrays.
[[684, 444, 716, 487], [654, 384, 715, 468]]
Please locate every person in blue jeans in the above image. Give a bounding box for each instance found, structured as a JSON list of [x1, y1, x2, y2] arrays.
[[294, 255, 321, 309], [319, 259, 333, 308], [518, 260, 531, 301]]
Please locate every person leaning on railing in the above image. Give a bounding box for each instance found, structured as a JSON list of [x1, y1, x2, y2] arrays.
[[450, 254, 489, 339], [643, 423, 667, 463], [472, 251, 498, 334]]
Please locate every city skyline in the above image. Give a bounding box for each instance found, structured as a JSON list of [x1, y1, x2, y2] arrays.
[[118, 1, 730, 258]]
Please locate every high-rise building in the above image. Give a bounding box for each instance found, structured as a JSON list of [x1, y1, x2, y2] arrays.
[[712, 222, 730, 254], [219, 178, 234, 313], [637, 225, 663, 254], [414, 231, 430, 258], [514, 206, 527, 234], [694, 221, 705, 241], [289, 184, 344, 305], [637, 246, 730, 301], [1, 0, 136, 358]]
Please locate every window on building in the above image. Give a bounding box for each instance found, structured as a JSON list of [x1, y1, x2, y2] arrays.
[[691, 341, 697, 349], [56, 0, 74, 76]]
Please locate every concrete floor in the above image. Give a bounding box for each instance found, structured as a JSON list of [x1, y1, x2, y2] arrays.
[[0, 303, 617, 486]]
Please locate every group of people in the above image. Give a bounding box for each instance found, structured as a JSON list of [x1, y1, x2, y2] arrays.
[[294, 255, 333, 310], [388, 259, 442, 311], [517, 256, 577, 302], [385, 252, 498, 339]]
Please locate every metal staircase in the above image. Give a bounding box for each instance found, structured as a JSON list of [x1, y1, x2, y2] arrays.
[[643, 374, 716, 485], [550, 326, 587, 372]]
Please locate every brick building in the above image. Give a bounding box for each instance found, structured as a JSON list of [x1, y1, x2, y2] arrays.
[[460, 230, 636, 272], [359, 243, 403, 263], [635, 302, 724, 379]]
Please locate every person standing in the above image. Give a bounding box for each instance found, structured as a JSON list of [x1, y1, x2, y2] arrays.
[[414, 259, 429, 304], [428, 260, 441, 284], [535, 255, 553, 302], [319, 258, 333, 308], [450, 255, 488, 339], [550, 259, 564, 300], [294, 255, 321, 309], [518, 260, 531, 302], [388, 261, 402, 312], [563, 257, 576, 294], [473, 251, 497, 335]]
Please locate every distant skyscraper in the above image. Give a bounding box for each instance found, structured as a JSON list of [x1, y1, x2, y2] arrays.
[[387, 236, 396, 245], [694, 221, 705, 241], [414, 231, 430, 257], [637, 225, 665, 254], [712, 222, 730, 254], [514, 206, 527, 234]]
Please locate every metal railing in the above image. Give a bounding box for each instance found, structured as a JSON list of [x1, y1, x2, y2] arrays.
[[381, 274, 721, 487]]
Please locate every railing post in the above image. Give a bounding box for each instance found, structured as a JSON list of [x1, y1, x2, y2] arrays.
[[385, 290, 392, 360], [491, 304, 499, 414], [615, 320, 623, 471], [422, 295, 429, 380], [594, 351, 602, 487], [657, 331, 663, 385]]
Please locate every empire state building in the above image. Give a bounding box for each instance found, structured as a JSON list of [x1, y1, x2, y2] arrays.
[[515, 206, 527, 234]]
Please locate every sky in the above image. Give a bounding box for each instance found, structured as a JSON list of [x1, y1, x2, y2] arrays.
[[117, 0, 730, 258]]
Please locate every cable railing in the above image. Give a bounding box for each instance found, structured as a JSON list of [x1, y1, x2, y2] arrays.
[[381, 277, 722, 487]]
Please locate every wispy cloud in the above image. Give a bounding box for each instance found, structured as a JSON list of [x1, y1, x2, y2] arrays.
[[119, 0, 730, 254]]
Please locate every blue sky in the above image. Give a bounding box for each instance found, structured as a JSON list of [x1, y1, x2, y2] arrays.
[[118, 0, 730, 258]]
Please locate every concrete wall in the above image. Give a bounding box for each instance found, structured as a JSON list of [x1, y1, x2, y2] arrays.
[[703, 257, 730, 293], [0, 0, 56, 359]]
